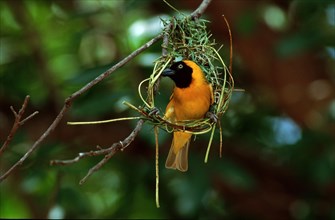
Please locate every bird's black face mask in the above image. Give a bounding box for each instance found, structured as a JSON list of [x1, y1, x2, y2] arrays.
[[162, 61, 193, 88]]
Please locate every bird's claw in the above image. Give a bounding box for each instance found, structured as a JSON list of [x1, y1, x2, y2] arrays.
[[148, 107, 160, 116], [206, 111, 218, 123]]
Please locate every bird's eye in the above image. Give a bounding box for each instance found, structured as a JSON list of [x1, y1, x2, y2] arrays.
[[178, 64, 183, 69]]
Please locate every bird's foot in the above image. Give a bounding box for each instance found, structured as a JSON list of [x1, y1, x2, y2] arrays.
[[148, 107, 160, 116], [206, 111, 218, 123]]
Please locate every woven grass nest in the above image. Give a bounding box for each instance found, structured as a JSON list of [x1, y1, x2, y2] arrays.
[[132, 15, 234, 135], [121, 14, 234, 161]]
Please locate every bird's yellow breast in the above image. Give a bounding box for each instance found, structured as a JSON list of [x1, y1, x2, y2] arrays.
[[172, 81, 212, 120]]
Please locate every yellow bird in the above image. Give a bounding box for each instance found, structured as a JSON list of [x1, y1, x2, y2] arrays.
[[162, 60, 214, 172]]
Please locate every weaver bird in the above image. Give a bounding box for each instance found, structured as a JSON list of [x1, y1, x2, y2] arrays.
[[162, 60, 214, 172]]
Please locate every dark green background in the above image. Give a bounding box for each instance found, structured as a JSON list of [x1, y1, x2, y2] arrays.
[[1, 0, 334, 219]]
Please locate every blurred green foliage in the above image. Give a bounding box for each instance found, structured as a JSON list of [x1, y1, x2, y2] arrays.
[[1, 0, 334, 219]]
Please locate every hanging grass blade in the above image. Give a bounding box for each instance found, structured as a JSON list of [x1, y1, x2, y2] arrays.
[[67, 117, 141, 125], [154, 126, 160, 208]]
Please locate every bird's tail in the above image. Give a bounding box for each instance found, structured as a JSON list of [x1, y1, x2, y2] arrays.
[[165, 131, 192, 172]]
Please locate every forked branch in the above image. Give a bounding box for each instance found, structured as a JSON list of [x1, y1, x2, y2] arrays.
[[0, 95, 39, 157]]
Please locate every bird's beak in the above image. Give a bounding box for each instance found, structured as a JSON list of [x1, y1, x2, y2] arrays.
[[162, 68, 175, 76]]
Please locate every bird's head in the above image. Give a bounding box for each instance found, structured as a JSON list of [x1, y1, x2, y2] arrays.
[[162, 60, 193, 88]]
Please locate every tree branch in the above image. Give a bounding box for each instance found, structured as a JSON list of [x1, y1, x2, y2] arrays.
[[0, 95, 38, 157], [191, 0, 212, 19], [50, 120, 144, 185]]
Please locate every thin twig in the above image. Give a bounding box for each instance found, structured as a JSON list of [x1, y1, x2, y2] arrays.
[[0, 105, 67, 182], [50, 120, 144, 184], [191, 0, 212, 20], [78, 119, 144, 184], [19, 111, 39, 125], [0, 95, 39, 157], [222, 14, 233, 74], [66, 33, 163, 102], [50, 147, 109, 165]]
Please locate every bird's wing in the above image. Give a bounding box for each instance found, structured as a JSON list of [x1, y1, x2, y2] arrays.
[[164, 93, 176, 122]]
